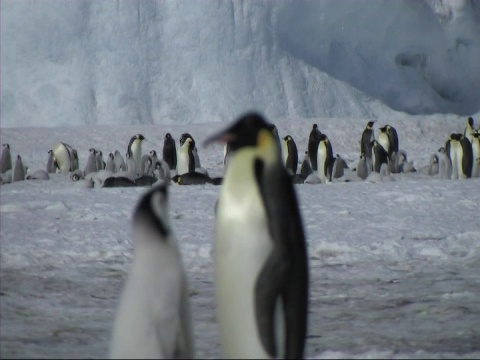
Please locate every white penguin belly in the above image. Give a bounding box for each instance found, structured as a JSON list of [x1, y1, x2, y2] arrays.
[[177, 148, 190, 175], [378, 133, 389, 155], [52, 143, 71, 173], [214, 156, 275, 359], [317, 144, 328, 183], [131, 141, 142, 177]]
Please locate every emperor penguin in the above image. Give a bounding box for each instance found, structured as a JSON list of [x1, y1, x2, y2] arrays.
[[378, 125, 399, 158], [12, 155, 25, 182], [1, 143, 12, 174], [471, 132, 480, 178], [282, 135, 298, 176], [464, 116, 475, 144], [84, 148, 98, 175], [300, 151, 313, 179], [437, 147, 451, 179], [204, 112, 309, 359], [52, 142, 75, 173], [357, 153, 370, 180], [114, 150, 127, 172], [163, 133, 177, 171], [95, 150, 105, 171], [109, 184, 194, 359], [360, 121, 375, 162], [317, 134, 334, 184], [332, 154, 349, 179], [46, 150, 56, 173], [127, 134, 146, 178], [371, 140, 389, 173], [177, 136, 195, 175], [308, 124, 322, 171], [428, 153, 439, 176], [180, 133, 201, 169], [446, 133, 473, 179], [105, 153, 116, 173]]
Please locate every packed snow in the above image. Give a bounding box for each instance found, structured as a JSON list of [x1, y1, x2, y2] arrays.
[[1, 113, 480, 359]]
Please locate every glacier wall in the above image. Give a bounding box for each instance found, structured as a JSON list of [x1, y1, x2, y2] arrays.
[[1, 0, 480, 127]]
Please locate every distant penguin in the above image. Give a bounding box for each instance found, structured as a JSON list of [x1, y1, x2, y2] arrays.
[[428, 153, 439, 176], [437, 147, 451, 179], [84, 148, 98, 175], [372, 140, 389, 173], [332, 154, 349, 179], [357, 153, 370, 180], [464, 116, 475, 144], [282, 135, 298, 176], [105, 153, 116, 173], [1, 143, 12, 174], [114, 150, 127, 172], [52, 142, 77, 173], [127, 134, 145, 178], [308, 124, 322, 171], [163, 133, 177, 171], [378, 125, 399, 159], [446, 133, 473, 179], [46, 150, 56, 173], [12, 155, 25, 182], [95, 150, 105, 171], [204, 112, 309, 359], [177, 136, 195, 175], [179, 133, 201, 169], [140, 154, 153, 177], [300, 151, 313, 179], [471, 132, 480, 178], [125, 152, 137, 179], [360, 121, 375, 162], [26, 169, 50, 180], [317, 134, 334, 184], [149, 150, 158, 164], [109, 184, 194, 359]]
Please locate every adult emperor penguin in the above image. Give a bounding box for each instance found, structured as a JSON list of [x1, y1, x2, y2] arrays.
[[46, 150, 56, 173], [378, 125, 399, 158], [163, 133, 177, 171], [180, 133, 201, 169], [371, 140, 389, 173], [109, 184, 194, 359], [360, 121, 375, 162], [446, 133, 473, 179], [471, 132, 480, 178], [317, 133, 334, 184], [308, 124, 322, 172], [177, 136, 195, 175], [52, 142, 76, 173], [282, 135, 298, 176], [1, 143, 12, 174], [464, 116, 475, 144], [127, 134, 145, 178], [204, 112, 309, 359]]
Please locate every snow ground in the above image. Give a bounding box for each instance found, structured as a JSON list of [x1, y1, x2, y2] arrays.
[[1, 115, 480, 359]]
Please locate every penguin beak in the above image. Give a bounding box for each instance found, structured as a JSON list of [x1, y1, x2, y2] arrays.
[[203, 130, 236, 148]]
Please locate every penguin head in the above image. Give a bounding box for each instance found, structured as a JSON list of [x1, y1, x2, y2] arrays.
[[135, 134, 145, 141], [165, 133, 173, 140], [134, 184, 170, 239], [366, 121, 375, 128], [467, 116, 474, 127], [438, 146, 446, 154], [3, 143, 10, 150], [89, 148, 96, 154], [204, 112, 279, 155], [48, 149, 53, 156], [109, 153, 114, 160], [378, 126, 387, 133], [312, 124, 318, 130], [180, 133, 194, 146], [150, 150, 157, 157]]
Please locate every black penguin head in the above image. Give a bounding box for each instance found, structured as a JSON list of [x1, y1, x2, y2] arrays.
[[3, 143, 10, 149], [204, 112, 277, 153], [89, 148, 96, 154], [136, 134, 145, 141], [109, 152, 114, 160], [150, 150, 157, 157], [180, 133, 194, 146], [367, 121, 375, 128], [312, 124, 318, 130], [48, 149, 53, 155], [379, 126, 387, 133], [467, 117, 474, 127], [134, 184, 170, 238], [165, 133, 173, 140]]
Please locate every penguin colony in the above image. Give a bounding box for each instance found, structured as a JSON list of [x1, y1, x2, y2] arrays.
[[1, 113, 479, 359]]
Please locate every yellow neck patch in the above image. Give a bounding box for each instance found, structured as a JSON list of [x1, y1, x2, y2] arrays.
[[257, 129, 274, 150]]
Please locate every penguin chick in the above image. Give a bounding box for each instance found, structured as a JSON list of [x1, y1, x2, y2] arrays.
[[12, 155, 25, 182], [84, 148, 98, 175], [204, 112, 309, 359], [46, 150, 56, 173], [109, 184, 194, 359], [1, 143, 13, 174]]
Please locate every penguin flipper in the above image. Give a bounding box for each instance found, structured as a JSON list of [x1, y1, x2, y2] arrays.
[[254, 159, 309, 359]]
